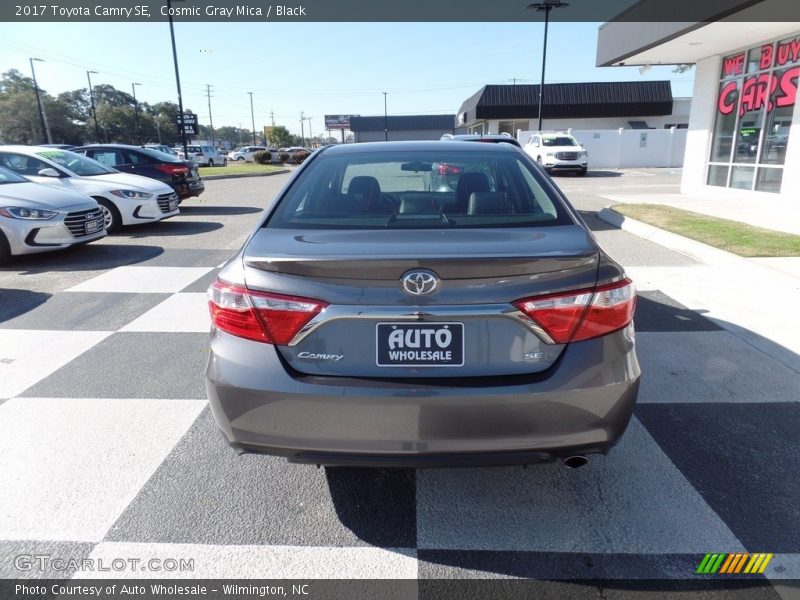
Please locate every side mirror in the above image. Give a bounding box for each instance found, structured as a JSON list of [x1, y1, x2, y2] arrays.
[[37, 168, 61, 178]]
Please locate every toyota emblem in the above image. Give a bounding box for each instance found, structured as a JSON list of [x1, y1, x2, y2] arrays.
[[401, 270, 439, 296]]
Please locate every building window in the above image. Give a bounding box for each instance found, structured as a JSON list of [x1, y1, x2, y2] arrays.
[[707, 34, 800, 193], [498, 120, 529, 136]]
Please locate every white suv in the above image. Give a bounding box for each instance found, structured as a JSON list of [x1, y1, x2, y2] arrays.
[[524, 132, 588, 176]]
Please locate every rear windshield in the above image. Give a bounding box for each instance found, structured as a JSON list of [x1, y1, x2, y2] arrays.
[[138, 147, 183, 162], [266, 150, 572, 230]]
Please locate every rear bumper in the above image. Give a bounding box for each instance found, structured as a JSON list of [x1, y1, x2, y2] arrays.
[[206, 324, 640, 467], [175, 181, 205, 199]]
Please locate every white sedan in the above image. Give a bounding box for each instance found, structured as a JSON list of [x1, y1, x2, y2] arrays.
[[0, 146, 179, 233], [0, 165, 105, 264]]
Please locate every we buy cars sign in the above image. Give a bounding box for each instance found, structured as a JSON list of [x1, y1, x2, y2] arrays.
[[176, 113, 198, 135]]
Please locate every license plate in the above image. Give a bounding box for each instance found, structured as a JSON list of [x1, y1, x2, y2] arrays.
[[376, 322, 464, 367], [85, 219, 102, 234]]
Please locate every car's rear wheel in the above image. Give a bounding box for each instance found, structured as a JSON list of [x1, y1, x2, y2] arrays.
[[0, 230, 11, 265], [223, 158, 228, 167], [207, 159, 213, 167], [95, 198, 121, 234], [577, 168, 587, 176], [237, 157, 245, 161]]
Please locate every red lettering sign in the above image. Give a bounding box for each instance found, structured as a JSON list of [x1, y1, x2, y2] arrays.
[[722, 53, 745, 76], [776, 38, 800, 67], [718, 81, 739, 115], [717, 68, 799, 115], [776, 66, 800, 108], [760, 44, 773, 69]]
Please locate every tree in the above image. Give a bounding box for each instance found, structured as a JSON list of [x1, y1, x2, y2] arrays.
[[267, 125, 293, 148]]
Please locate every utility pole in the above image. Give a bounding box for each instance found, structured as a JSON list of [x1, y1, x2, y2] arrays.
[[86, 70, 100, 143], [383, 92, 388, 141], [167, 0, 188, 158], [205, 84, 215, 147], [247, 92, 256, 145], [300, 111, 305, 147], [29, 58, 51, 144], [131, 82, 142, 144], [270, 109, 275, 127]]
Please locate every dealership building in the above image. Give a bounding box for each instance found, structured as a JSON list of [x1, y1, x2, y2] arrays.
[[598, 13, 800, 197]]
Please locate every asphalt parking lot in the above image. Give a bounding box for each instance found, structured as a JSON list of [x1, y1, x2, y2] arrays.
[[1, 169, 798, 595]]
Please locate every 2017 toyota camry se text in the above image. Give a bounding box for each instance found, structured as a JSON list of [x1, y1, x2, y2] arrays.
[[205, 141, 640, 468]]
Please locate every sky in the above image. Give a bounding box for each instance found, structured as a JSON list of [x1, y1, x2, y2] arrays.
[[0, 21, 694, 137]]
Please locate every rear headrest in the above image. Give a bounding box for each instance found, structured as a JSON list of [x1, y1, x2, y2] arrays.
[[468, 192, 510, 215], [399, 195, 440, 214], [347, 176, 381, 202]]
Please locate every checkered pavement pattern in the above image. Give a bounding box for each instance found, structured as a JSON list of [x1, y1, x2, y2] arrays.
[[1, 248, 799, 594]]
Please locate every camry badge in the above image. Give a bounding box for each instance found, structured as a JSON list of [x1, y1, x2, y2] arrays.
[[401, 270, 439, 296]]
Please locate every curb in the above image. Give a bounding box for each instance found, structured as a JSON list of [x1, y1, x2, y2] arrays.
[[597, 207, 753, 267], [201, 168, 291, 181], [598, 206, 800, 373]]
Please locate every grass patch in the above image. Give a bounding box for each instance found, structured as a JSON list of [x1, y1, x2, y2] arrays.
[[610, 203, 800, 257], [198, 163, 284, 177]]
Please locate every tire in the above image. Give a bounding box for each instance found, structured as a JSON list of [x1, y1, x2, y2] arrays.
[[577, 168, 587, 177], [96, 198, 122, 234], [223, 158, 228, 167], [237, 157, 245, 161], [0, 230, 11, 266], [207, 160, 213, 167]]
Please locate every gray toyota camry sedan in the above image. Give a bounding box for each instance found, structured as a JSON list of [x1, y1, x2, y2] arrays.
[[206, 141, 640, 468]]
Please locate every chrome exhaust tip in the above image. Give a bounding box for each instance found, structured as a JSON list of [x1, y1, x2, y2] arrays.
[[563, 455, 588, 469]]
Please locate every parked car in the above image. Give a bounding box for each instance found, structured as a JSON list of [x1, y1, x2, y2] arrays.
[[178, 144, 227, 167], [0, 146, 179, 234], [70, 144, 204, 201], [143, 144, 178, 156], [0, 164, 105, 264], [227, 146, 268, 162], [206, 141, 639, 467], [524, 132, 588, 175], [282, 146, 311, 158], [440, 133, 522, 148]]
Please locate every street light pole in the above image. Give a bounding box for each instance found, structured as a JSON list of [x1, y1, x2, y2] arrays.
[[248, 92, 256, 145], [527, 1, 568, 132], [131, 82, 142, 144], [86, 70, 100, 143], [29, 57, 51, 144], [167, 0, 188, 158], [383, 92, 388, 141]]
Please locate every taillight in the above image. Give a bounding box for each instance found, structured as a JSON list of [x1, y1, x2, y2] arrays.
[[208, 280, 327, 345], [437, 163, 463, 175], [514, 279, 636, 344], [154, 164, 189, 176]]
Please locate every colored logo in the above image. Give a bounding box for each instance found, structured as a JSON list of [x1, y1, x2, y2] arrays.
[[696, 553, 773, 574]]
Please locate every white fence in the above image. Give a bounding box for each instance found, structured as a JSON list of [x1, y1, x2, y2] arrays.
[[517, 128, 687, 169]]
